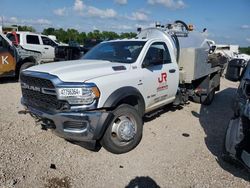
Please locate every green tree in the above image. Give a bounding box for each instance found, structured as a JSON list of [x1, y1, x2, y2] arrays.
[[42, 27, 55, 35], [41, 27, 137, 44], [239, 47, 250, 55], [120, 32, 136, 39]]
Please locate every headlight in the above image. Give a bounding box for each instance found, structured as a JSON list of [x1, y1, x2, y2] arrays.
[[56, 86, 100, 105]]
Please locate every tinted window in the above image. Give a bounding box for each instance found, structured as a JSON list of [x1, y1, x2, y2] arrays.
[[42, 36, 57, 47], [6, 33, 20, 44], [6, 33, 15, 42], [0, 36, 10, 48], [83, 41, 146, 64], [26, 35, 40, 45], [144, 42, 172, 66]]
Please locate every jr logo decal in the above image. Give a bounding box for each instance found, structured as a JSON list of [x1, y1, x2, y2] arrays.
[[1, 56, 9, 64], [158, 72, 167, 83], [157, 72, 168, 92]]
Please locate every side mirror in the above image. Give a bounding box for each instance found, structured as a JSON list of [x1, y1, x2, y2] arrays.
[[225, 59, 245, 82]]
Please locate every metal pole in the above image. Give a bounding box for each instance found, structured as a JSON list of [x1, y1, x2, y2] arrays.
[[1, 16, 3, 27]]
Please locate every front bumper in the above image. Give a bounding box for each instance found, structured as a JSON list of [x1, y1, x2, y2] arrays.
[[22, 99, 113, 142]]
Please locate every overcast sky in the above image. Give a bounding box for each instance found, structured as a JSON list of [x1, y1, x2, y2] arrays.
[[1, 0, 250, 46]]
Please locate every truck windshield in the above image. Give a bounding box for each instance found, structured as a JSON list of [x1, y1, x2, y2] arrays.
[[82, 41, 146, 64]]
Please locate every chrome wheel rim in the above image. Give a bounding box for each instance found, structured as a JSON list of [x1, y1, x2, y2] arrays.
[[111, 115, 137, 146]]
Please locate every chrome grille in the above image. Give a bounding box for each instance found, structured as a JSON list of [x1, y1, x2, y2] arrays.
[[20, 74, 66, 112]]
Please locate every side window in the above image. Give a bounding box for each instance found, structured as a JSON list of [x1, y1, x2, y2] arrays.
[[26, 35, 40, 45], [41, 36, 57, 47], [6, 33, 15, 42], [17, 34, 20, 43], [6, 33, 20, 45], [144, 42, 172, 66]]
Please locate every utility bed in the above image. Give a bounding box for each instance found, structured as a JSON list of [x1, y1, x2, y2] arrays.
[[177, 32, 225, 83], [138, 27, 227, 84], [178, 48, 222, 83]]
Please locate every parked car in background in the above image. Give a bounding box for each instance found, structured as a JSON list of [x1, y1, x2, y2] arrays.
[[6, 31, 83, 62], [54, 40, 83, 61], [223, 58, 250, 171], [82, 39, 103, 54], [0, 32, 41, 78], [55, 45, 82, 61], [6, 31, 57, 63]]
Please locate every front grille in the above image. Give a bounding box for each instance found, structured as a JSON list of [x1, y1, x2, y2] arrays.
[[63, 121, 88, 129], [22, 89, 65, 111], [20, 74, 54, 88], [21, 74, 65, 112]]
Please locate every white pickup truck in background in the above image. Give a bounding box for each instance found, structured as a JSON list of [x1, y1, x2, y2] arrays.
[[20, 20, 227, 154], [6, 31, 58, 63]]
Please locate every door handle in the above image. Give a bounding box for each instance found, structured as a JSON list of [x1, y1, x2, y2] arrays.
[[169, 69, 176, 73], [44, 47, 49, 50]]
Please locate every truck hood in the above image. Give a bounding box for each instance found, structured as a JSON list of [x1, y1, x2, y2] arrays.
[[27, 59, 130, 82]]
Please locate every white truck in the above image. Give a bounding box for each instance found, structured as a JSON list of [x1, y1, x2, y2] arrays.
[[6, 31, 58, 63], [20, 21, 226, 154]]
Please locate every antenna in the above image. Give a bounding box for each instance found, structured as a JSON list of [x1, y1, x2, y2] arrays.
[[1, 16, 3, 27]]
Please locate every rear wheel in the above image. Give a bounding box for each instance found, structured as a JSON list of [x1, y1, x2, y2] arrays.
[[101, 104, 143, 154], [192, 89, 215, 105]]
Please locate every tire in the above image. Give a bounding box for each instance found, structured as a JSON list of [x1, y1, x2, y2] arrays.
[[201, 89, 215, 105], [100, 104, 143, 154], [18, 62, 34, 81]]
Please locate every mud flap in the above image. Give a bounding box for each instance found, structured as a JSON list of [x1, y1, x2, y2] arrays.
[[242, 150, 250, 168], [225, 118, 243, 157], [224, 117, 250, 170]]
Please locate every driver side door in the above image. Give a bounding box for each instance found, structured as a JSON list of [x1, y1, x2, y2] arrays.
[[142, 41, 179, 112]]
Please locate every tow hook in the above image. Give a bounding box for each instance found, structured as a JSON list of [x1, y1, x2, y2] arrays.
[[41, 119, 56, 130]]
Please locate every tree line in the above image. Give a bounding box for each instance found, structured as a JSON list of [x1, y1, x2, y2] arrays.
[[239, 47, 250, 55], [11, 25, 250, 53], [42, 28, 137, 44], [12, 25, 137, 45]]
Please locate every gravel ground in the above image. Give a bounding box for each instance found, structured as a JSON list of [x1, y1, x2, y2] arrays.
[[0, 77, 250, 188]]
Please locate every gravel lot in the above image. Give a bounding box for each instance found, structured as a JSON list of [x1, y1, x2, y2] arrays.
[[0, 77, 250, 188]]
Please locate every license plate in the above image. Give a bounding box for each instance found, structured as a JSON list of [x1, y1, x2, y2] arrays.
[[59, 88, 82, 97]]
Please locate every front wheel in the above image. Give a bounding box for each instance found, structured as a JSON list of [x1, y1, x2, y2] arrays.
[[100, 104, 143, 154]]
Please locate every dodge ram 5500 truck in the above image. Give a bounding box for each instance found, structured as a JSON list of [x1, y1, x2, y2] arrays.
[[20, 21, 226, 154]]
